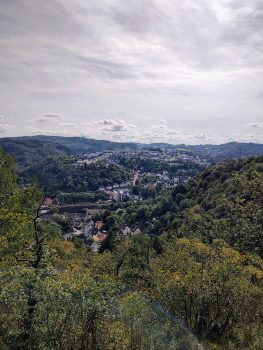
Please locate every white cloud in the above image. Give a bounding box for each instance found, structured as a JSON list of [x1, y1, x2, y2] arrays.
[[0, 124, 15, 133], [98, 119, 114, 125], [0, 0, 262, 142], [26, 126, 68, 136], [75, 120, 229, 145], [37, 113, 64, 122], [245, 122, 263, 128], [0, 115, 4, 121], [97, 119, 135, 132]]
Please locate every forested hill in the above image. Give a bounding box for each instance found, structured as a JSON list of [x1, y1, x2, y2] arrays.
[[0, 137, 71, 170], [22, 157, 130, 194], [1, 136, 263, 171], [0, 135, 139, 170], [147, 156, 263, 256], [1, 149, 263, 349], [181, 141, 263, 161]]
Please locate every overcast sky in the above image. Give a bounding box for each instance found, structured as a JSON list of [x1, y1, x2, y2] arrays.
[[0, 0, 263, 144]]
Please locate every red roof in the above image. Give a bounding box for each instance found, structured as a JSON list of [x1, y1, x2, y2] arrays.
[[92, 233, 106, 242], [43, 197, 53, 206]]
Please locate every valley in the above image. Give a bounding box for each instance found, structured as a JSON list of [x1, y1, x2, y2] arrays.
[[1, 137, 263, 349]]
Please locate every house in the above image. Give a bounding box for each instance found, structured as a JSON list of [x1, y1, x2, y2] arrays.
[[40, 209, 49, 215], [111, 190, 123, 202], [87, 232, 107, 252], [121, 226, 132, 236], [43, 197, 53, 206], [95, 220, 104, 231], [63, 228, 82, 240], [131, 228, 142, 235], [92, 232, 106, 242], [90, 241, 100, 252], [81, 221, 95, 238]]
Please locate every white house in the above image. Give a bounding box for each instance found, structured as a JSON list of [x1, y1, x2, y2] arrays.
[[90, 241, 100, 252], [63, 228, 82, 240], [132, 228, 142, 235], [121, 226, 132, 236]]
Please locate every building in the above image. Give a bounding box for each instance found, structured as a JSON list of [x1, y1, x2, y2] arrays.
[[121, 226, 132, 236], [81, 221, 95, 238], [43, 197, 53, 206], [90, 242, 100, 252], [92, 232, 106, 242], [133, 171, 139, 186], [95, 220, 104, 231], [112, 190, 123, 202], [63, 228, 82, 240], [131, 228, 142, 235]]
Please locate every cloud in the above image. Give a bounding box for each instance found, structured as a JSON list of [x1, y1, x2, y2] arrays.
[[37, 113, 63, 122], [79, 119, 228, 145], [26, 126, 68, 136], [0, 124, 14, 133], [0, 115, 4, 121], [244, 122, 263, 128], [75, 55, 136, 80], [97, 119, 135, 132], [0, 1, 263, 142], [98, 119, 114, 125]]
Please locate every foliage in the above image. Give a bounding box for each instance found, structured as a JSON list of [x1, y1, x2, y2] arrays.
[[125, 157, 263, 257], [0, 135, 138, 171], [1, 149, 263, 350], [0, 149, 42, 266], [22, 158, 130, 194], [117, 156, 203, 177], [151, 238, 263, 343]]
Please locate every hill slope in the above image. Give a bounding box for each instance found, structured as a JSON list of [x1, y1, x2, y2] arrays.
[[0, 135, 138, 170], [115, 156, 263, 257], [2, 135, 263, 171], [174, 142, 263, 160], [154, 157, 263, 256]]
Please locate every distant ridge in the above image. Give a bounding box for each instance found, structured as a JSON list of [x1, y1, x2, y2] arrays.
[[1, 135, 263, 169], [0, 135, 139, 169], [177, 142, 263, 160]]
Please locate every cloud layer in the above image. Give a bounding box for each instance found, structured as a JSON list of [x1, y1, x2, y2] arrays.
[[0, 0, 262, 143], [37, 113, 64, 122]]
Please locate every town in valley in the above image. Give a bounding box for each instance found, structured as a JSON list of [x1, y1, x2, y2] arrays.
[[39, 147, 210, 251]]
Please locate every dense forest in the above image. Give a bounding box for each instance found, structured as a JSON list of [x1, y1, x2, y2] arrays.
[[21, 158, 130, 194], [106, 157, 263, 257], [0, 136, 139, 170], [1, 149, 263, 349], [180, 142, 263, 161], [117, 156, 203, 177]]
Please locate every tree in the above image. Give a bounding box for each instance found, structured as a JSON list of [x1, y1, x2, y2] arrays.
[[0, 149, 51, 347], [0, 150, 42, 266], [151, 238, 263, 343]]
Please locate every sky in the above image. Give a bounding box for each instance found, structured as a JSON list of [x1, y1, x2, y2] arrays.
[[0, 0, 263, 144]]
